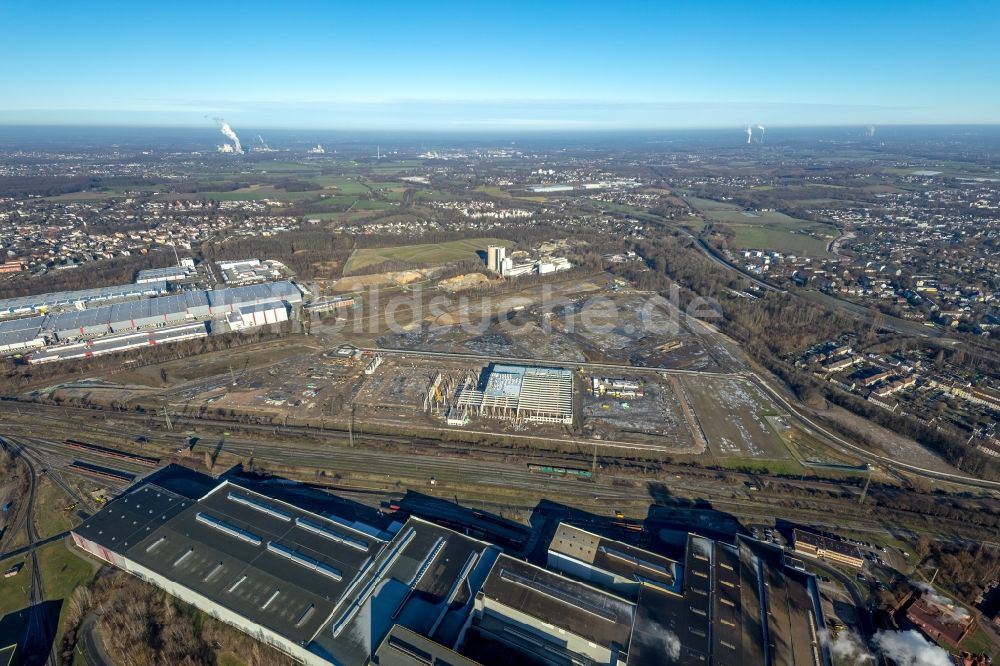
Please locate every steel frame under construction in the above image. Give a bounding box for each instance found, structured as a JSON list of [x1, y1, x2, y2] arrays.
[[457, 363, 573, 425]]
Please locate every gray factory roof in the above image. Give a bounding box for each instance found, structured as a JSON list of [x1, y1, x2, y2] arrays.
[[74, 480, 386, 646], [628, 533, 827, 666], [209, 281, 303, 307], [0, 281, 166, 315], [27, 322, 207, 362], [628, 585, 687, 666], [371, 625, 481, 666], [136, 266, 191, 281], [239, 301, 286, 315], [41, 281, 301, 337], [45, 291, 209, 331], [479, 554, 636, 651], [548, 523, 679, 592], [0, 315, 45, 347], [309, 518, 500, 665]]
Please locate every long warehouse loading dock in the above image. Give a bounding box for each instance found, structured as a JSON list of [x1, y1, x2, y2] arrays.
[[27, 322, 209, 364]]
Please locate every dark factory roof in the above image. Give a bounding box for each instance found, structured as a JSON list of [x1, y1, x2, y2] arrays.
[[479, 554, 636, 651], [371, 625, 481, 666], [74, 480, 385, 646], [73, 476, 500, 664]]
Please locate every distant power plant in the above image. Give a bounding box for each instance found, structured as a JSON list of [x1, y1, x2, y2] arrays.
[[745, 124, 766, 144], [214, 117, 243, 154]]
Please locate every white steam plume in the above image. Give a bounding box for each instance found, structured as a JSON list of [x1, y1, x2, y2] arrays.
[[654, 630, 681, 661], [746, 124, 753, 144], [819, 629, 874, 663], [871, 630, 951, 666], [866, 125, 876, 138], [914, 583, 971, 623], [214, 117, 243, 154], [757, 125, 766, 144]]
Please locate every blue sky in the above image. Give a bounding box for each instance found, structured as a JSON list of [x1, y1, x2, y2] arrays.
[[2, 0, 998, 129]]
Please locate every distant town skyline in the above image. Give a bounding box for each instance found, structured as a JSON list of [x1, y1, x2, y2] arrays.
[[4, 0, 999, 129]]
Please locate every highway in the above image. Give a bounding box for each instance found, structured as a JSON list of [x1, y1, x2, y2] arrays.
[[675, 226, 786, 294]]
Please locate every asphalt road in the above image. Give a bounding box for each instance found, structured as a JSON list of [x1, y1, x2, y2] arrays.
[[361, 345, 738, 378], [79, 613, 113, 666]]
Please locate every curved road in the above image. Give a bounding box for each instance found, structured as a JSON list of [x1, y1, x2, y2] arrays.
[[748, 374, 1000, 491], [79, 613, 113, 666]]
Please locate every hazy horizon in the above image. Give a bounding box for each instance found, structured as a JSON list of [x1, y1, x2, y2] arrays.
[[4, 1, 999, 130]]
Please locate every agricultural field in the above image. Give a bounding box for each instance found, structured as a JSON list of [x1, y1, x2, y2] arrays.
[[308, 175, 370, 194], [687, 196, 835, 255], [343, 237, 509, 274], [157, 184, 325, 202], [728, 221, 833, 256]]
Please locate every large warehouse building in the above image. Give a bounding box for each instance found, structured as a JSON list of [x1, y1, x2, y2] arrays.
[[0, 281, 168, 319], [27, 322, 209, 364], [72, 472, 831, 666], [457, 363, 574, 425], [72, 477, 502, 666], [43, 281, 302, 342], [5, 280, 303, 361], [0, 315, 46, 355]]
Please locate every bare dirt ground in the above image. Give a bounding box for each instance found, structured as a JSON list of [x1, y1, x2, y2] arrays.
[[579, 375, 700, 453], [331, 269, 431, 292], [438, 273, 491, 292], [679, 376, 788, 459], [813, 403, 964, 475]]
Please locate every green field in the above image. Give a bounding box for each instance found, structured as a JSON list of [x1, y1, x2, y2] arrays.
[[685, 196, 738, 211], [308, 176, 369, 194], [344, 237, 510, 274], [688, 197, 835, 255], [474, 185, 508, 198], [0, 555, 31, 617], [194, 185, 324, 202], [37, 541, 96, 641], [729, 223, 833, 256]]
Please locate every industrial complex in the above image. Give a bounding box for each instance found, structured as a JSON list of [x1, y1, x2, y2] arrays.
[[485, 244, 572, 278], [71, 471, 832, 666], [0, 258, 304, 362]]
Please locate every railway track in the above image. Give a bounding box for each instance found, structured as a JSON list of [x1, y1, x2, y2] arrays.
[[9, 429, 996, 545], [6, 439, 59, 666], [8, 364, 1000, 495]]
